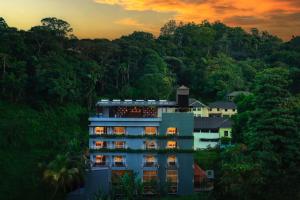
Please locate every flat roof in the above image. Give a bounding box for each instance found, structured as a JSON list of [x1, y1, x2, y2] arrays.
[[96, 99, 177, 107]]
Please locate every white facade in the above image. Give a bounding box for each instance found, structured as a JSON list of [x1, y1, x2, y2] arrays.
[[193, 131, 220, 149]]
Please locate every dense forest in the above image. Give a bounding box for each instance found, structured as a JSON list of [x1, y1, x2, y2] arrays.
[[0, 17, 299, 200]]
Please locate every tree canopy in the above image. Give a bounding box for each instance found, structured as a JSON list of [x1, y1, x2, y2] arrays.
[[0, 17, 300, 200]]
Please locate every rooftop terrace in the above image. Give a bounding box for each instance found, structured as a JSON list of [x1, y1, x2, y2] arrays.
[[96, 99, 177, 107]]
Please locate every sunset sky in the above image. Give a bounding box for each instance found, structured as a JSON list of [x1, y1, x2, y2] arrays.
[[1, 0, 300, 40]]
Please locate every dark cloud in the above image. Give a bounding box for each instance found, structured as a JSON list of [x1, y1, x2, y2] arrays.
[[280, 0, 300, 7], [265, 11, 300, 27]]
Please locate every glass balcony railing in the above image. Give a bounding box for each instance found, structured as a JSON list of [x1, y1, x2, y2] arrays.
[[112, 162, 126, 167], [93, 162, 110, 167], [143, 162, 158, 167], [167, 161, 179, 168]]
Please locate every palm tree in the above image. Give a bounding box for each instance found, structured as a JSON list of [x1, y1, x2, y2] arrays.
[[43, 153, 82, 200]]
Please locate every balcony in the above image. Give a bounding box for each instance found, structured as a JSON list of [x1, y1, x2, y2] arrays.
[[166, 141, 177, 149], [93, 162, 110, 168], [143, 161, 159, 168], [114, 141, 126, 149], [167, 156, 178, 168], [93, 141, 108, 149], [166, 161, 179, 168], [112, 162, 126, 167], [145, 141, 157, 150]]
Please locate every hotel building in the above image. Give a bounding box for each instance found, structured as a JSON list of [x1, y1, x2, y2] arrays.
[[85, 86, 194, 197]]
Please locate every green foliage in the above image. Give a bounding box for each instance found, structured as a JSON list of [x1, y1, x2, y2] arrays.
[[194, 149, 220, 169], [42, 153, 84, 200], [0, 17, 8, 29], [204, 54, 245, 99], [111, 172, 144, 200], [0, 101, 87, 200], [222, 68, 300, 200], [41, 17, 73, 37], [218, 145, 264, 200], [0, 16, 300, 200]]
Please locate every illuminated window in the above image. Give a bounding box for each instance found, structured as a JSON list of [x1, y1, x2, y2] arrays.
[[94, 141, 107, 149], [113, 156, 125, 167], [145, 127, 157, 135], [167, 141, 177, 149], [114, 141, 126, 149], [167, 170, 178, 194], [167, 155, 177, 166], [95, 155, 106, 166], [113, 127, 125, 135], [94, 127, 106, 135], [144, 155, 157, 167], [143, 170, 158, 182], [166, 127, 177, 135], [145, 141, 157, 149]]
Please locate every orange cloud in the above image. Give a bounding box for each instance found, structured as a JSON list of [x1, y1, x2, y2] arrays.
[[114, 17, 159, 34], [95, 0, 300, 39], [115, 18, 144, 27]]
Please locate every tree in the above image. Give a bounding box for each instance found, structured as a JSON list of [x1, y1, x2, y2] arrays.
[[218, 145, 264, 200], [43, 153, 83, 200], [231, 94, 255, 143], [160, 20, 177, 37], [245, 67, 300, 199], [41, 17, 73, 37], [0, 17, 8, 30], [135, 49, 174, 99], [204, 54, 245, 99]]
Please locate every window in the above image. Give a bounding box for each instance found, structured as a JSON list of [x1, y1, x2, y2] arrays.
[[224, 131, 229, 137], [143, 170, 158, 182], [233, 109, 236, 112], [193, 108, 197, 111], [217, 108, 220, 111], [225, 109, 228, 112], [206, 170, 214, 179], [113, 156, 125, 167], [167, 141, 177, 149], [145, 140, 157, 149], [145, 127, 157, 136], [200, 138, 219, 142], [167, 170, 178, 194], [166, 127, 177, 135], [94, 155, 107, 166], [113, 127, 125, 135], [114, 141, 126, 149], [94, 127, 106, 135], [94, 141, 107, 149], [144, 155, 157, 167], [209, 108, 212, 111], [167, 155, 177, 166]]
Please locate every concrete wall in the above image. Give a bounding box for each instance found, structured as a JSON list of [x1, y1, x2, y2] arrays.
[[219, 127, 232, 138], [159, 112, 194, 136], [84, 169, 111, 199], [191, 107, 209, 117], [193, 132, 219, 149]]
